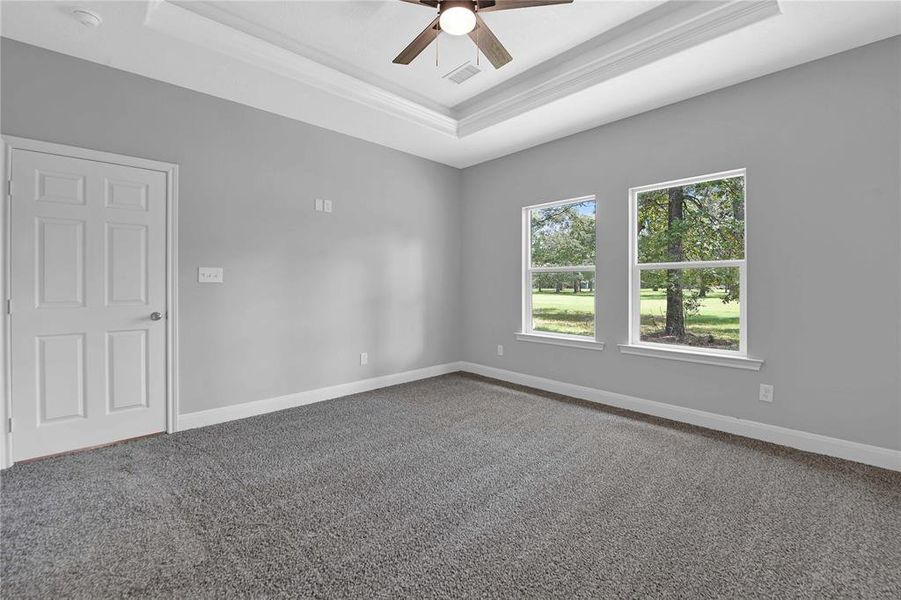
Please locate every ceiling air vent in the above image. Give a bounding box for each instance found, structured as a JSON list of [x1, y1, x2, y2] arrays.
[[443, 62, 481, 85]]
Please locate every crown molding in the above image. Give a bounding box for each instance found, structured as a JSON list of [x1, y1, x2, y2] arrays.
[[172, 0, 453, 118], [144, 1, 780, 141], [456, 0, 781, 137], [143, 0, 459, 137]]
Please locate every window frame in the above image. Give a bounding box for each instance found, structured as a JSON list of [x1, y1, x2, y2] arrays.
[[627, 169, 748, 357], [521, 195, 599, 343]]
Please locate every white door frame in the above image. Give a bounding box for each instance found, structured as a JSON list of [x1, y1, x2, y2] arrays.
[[0, 136, 179, 469]]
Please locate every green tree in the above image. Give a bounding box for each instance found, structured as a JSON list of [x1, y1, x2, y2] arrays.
[[531, 201, 596, 294], [637, 176, 743, 342], [665, 186, 685, 336]]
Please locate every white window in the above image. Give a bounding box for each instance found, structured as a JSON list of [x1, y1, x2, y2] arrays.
[[521, 196, 597, 343], [628, 169, 747, 356]]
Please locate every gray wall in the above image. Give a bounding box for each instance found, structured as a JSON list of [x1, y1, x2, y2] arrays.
[[2, 37, 899, 451], [461, 37, 901, 450], [1, 39, 462, 415]]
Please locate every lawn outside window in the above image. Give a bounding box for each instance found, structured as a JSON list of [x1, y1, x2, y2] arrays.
[[622, 169, 761, 369], [520, 195, 602, 349]]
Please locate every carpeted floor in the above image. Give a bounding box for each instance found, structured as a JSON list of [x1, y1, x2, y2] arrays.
[[1, 373, 899, 599]]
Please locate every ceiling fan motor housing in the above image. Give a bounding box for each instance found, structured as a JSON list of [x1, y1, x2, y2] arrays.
[[439, 0, 477, 16]]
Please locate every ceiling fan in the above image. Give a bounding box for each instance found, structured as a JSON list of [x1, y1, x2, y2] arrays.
[[393, 1, 574, 69]]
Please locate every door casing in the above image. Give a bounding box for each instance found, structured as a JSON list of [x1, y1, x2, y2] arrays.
[[0, 136, 179, 468]]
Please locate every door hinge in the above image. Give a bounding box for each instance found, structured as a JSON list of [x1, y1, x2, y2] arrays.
[[7, 418, 12, 433], [6, 180, 12, 197], [5, 299, 9, 315]]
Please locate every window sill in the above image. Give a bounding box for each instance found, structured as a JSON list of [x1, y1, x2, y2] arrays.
[[515, 332, 605, 351], [617, 344, 763, 371]]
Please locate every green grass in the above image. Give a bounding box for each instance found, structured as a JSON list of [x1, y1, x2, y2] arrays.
[[639, 288, 739, 349], [531, 290, 595, 337], [530, 288, 739, 348]]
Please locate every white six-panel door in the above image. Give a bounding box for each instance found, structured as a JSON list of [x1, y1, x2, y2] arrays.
[[9, 149, 167, 461]]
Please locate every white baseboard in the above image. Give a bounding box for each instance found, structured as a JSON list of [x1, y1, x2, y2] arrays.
[[176, 359, 899, 473], [177, 362, 465, 431], [458, 362, 901, 472]]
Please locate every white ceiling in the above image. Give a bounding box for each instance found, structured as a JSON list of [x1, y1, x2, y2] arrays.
[[173, 1, 665, 110], [1, 1, 899, 168]]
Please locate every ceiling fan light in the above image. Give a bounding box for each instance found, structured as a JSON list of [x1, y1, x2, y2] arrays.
[[439, 6, 476, 36]]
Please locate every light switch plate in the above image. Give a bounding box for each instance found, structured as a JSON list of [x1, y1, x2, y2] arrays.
[[314, 198, 324, 212], [198, 267, 224, 283], [323, 199, 333, 213]]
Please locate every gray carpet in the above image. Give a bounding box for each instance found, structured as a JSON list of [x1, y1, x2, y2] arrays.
[[2, 373, 899, 599]]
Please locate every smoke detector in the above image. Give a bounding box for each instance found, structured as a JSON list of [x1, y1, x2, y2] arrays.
[[443, 62, 481, 85], [71, 8, 102, 28]]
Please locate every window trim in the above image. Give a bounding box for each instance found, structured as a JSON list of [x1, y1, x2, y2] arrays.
[[626, 168, 750, 358], [617, 343, 762, 370], [521, 195, 598, 343], [516, 332, 605, 351]]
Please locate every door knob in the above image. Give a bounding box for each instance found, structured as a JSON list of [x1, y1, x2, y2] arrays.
[[150, 312, 163, 321]]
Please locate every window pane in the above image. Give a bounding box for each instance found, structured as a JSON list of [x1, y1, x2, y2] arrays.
[[530, 200, 596, 267], [637, 175, 744, 263], [531, 272, 595, 337], [639, 268, 739, 350]]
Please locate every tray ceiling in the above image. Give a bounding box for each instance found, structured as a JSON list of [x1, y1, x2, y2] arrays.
[[1, 1, 899, 167], [173, 1, 665, 111]]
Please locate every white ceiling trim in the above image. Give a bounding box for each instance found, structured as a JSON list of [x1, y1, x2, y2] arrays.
[[144, 0, 458, 137], [143, 0, 781, 141], [6, 1, 896, 167], [456, 0, 781, 137]]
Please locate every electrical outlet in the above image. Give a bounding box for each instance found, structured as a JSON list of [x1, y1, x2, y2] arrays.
[[323, 199, 333, 213], [360, 352, 368, 366], [497, 344, 504, 356], [759, 384, 774, 403]]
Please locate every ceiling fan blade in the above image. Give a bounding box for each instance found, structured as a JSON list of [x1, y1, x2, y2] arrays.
[[399, 0, 439, 7], [477, 0, 573, 12], [393, 17, 441, 65], [468, 15, 512, 69]]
